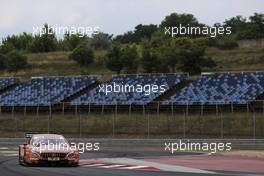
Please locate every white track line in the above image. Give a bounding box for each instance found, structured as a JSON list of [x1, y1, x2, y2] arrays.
[[119, 165, 149, 170], [100, 157, 215, 174], [100, 165, 125, 168], [81, 163, 158, 170]]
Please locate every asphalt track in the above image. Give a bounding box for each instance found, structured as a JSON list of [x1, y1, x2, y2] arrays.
[[0, 151, 263, 176]]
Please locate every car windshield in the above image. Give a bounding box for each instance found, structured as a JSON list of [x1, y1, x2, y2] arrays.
[[31, 136, 68, 147]]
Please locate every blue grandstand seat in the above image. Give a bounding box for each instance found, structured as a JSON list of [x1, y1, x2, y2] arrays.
[[163, 72, 264, 105], [0, 76, 97, 106], [71, 74, 187, 105]]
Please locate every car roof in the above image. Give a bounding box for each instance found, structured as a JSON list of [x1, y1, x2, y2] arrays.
[[31, 134, 65, 139]]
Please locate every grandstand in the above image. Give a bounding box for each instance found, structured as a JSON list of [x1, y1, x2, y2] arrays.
[[71, 73, 187, 105], [0, 76, 97, 106], [163, 72, 264, 105], [1, 72, 264, 108]]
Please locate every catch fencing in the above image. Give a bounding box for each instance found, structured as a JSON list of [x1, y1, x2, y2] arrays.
[[0, 101, 263, 139]]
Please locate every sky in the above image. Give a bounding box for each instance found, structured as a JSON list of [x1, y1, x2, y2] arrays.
[[0, 0, 263, 40]]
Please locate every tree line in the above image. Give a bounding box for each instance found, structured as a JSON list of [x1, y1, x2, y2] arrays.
[[0, 13, 263, 75]]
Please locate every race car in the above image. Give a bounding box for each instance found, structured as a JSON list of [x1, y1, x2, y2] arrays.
[[19, 133, 79, 166]]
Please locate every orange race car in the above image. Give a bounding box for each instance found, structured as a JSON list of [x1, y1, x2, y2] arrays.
[[19, 133, 79, 166]]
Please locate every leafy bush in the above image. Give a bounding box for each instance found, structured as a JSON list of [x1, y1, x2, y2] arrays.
[[69, 44, 94, 66], [6, 50, 28, 73]]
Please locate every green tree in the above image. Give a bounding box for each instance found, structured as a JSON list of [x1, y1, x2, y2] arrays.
[[156, 37, 216, 74], [121, 45, 139, 73], [224, 13, 264, 40], [160, 13, 200, 28], [62, 33, 89, 51], [176, 38, 216, 74], [0, 33, 33, 53], [223, 16, 247, 34], [69, 43, 94, 66], [114, 24, 158, 44], [105, 45, 123, 74], [0, 54, 7, 70], [247, 13, 264, 39], [158, 46, 179, 72], [6, 51, 28, 74], [141, 48, 165, 73], [0, 42, 15, 54], [29, 24, 58, 52], [90, 32, 112, 50]]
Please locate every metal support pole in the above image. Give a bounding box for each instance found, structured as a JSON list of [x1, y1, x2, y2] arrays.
[[75, 104, 78, 116], [201, 103, 204, 116], [262, 100, 264, 115], [221, 111, 223, 139], [48, 104, 52, 134], [24, 105, 27, 117], [147, 112, 150, 139], [183, 110, 186, 138], [79, 108, 81, 138], [12, 105, 17, 138], [186, 102, 189, 116], [216, 104, 218, 116], [62, 102, 65, 115], [112, 111, 115, 138], [37, 104, 39, 118], [115, 103, 117, 117], [157, 101, 160, 116], [101, 105, 104, 115], [231, 102, 234, 113], [88, 103, 91, 115], [247, 102, 249, 113], [129, 103, 131, 117], [171, 102, 174, 116], [253, 112, 256, 140]]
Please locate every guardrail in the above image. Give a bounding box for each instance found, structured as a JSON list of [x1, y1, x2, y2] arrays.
[[1, 138, 264, 150]]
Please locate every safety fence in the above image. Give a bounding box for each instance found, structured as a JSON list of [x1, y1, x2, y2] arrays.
[[0, 101, 263, 139]]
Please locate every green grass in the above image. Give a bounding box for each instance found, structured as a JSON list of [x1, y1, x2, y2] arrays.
[[0, 51, 113, 81], [205, 46, 264, 72], [0, 112, 263, 138], [0, 44, 263, 79]]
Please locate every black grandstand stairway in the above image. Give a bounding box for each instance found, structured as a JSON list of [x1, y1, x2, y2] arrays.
[[0, 83, 19, 95], [58, 81, 99, 104], [0, 79, 20, 95], [148, 77, 195, 107]]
